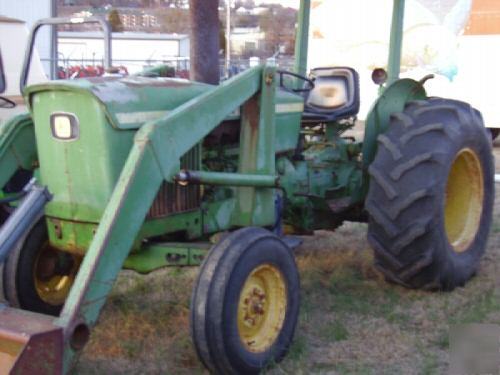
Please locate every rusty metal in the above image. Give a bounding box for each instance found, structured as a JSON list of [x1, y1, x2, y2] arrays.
[[0, 306, 63, 375], [147, 145, 200, 219]]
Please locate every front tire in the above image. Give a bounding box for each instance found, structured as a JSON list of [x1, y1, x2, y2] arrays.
[[366, 98, 494, 291], [190, 227, 300, 374], [2, 219, 81, 316]]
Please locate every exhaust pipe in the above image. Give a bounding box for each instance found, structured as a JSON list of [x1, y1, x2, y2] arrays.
[[0, 179, 52, 264]]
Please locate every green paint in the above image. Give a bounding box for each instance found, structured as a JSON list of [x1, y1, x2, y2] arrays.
[[57, 141, 164, 372], [139, 209, 203, 240], [123, 242, 210, 273], [277, 132, 364, 232], [387, 0, 406, 85], [362, 78, 427, 168], [24, 77, 212, 130], [294, 0, 311, 78], [46, 218, 97, 255], [29, 91, 135, 223], [232, 67, 277, 227], [0, 113, 37, 188], [178, 170, 277, 187], [201, 198, 236, 234]]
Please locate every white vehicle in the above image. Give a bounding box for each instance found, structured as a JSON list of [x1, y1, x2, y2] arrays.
[[0, 16, 47, 124], [308, 0, 500, 139]]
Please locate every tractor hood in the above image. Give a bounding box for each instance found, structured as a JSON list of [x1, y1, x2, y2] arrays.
[[24, 76, 212, 130]]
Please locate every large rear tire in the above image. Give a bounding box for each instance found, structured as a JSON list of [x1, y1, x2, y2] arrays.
[[489, 128, 500, 141], [190, 227, 300, 374], [366, 98, 494, 291]]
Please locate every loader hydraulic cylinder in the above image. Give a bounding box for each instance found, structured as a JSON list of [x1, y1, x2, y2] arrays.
[[0, 180, 51, 264], [175, 170, 278, 187]]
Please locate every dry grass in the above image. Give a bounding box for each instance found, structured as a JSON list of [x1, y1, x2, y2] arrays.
[[75, 268, 205, 374], [74, 142, 500, 374]]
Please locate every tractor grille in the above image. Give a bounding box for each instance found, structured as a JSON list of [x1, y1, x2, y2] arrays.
[[147, 145, 201, 219]]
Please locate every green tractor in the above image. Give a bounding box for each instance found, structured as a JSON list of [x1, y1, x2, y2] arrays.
[[0, 1, 494, 374]]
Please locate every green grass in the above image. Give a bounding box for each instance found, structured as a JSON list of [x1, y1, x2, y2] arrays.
[[327, 268, 401, 319], [420, 353, 439, 375], [75, 193, 500, 374], [434, 331, 449, 349], [286, 334, 308, 362], [322, 319, 349, 341], [331, 363, 373, 375], [448, 288, 500, 325]]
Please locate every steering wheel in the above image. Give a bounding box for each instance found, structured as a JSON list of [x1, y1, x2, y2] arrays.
[[277, 70, 315, 94], [0, 96, 16, 109]]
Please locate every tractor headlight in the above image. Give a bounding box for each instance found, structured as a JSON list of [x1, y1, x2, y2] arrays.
[[50, 113, 79, 141]]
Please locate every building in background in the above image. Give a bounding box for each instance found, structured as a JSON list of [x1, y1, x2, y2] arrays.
[[230, 27, 264, 56], [0, 0, 55, 78], [58, 31, 189, 74]]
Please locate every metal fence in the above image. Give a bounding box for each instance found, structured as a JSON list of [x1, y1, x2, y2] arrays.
[[39, 55, 295, 80]]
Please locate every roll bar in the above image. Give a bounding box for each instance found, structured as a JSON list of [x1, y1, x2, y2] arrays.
[[20, 16, 112, 92]]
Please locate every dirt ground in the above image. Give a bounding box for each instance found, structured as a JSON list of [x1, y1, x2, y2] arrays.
[[74, 139, 500, 375]]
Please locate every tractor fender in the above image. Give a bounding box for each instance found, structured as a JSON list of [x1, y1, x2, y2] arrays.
[[0, 114, 38, 303], [0, 113, 37, 188], [361, 78, 427, 167]]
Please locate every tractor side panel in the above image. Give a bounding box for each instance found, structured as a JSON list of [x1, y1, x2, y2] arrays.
[[31, 91, 134, 223], [31, 90, 202, 253], [274, 90, 303, 153]]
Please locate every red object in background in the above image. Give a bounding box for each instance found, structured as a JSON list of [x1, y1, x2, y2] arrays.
[[57, 65, 129, 79], [176, 69, 190, 79], [464, 0, 500, 35]]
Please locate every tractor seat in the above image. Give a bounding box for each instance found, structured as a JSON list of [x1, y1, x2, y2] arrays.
[[302, 67, 360, 124]]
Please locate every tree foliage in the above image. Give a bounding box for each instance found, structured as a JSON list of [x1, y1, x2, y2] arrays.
[[108, 9, 124, 32], [259, 5, 296, 55], [156, 8, 190, 33]]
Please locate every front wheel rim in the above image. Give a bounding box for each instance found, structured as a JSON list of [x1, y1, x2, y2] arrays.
[[237, 264, 287, 353], [444, 148, 484, 253], [33, 243, 81, 306]]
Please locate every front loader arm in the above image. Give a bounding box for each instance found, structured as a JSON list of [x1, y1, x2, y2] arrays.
[[55, 65, 276, 372]]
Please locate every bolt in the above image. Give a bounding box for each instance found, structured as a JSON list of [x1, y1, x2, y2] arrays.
[[265, 73, 273, 85], [54, 224, 62, 239], [245, 317, 255, 326], [252, 303, 265, 315]]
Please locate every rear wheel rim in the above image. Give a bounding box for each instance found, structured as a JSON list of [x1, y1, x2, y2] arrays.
[[33, 243, 81, 306], [444, 148, 484, 253], [237, 264, 287, 353]]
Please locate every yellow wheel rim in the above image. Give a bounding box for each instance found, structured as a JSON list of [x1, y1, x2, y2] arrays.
[[33, 244, 81, 306], [237, 264, 287, 353], [444, 148, 484, 253]]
